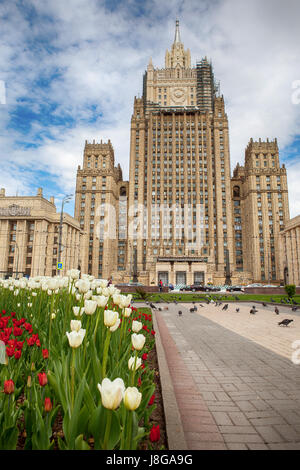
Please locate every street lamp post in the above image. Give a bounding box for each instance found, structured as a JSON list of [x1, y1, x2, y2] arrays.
[[58, 194, 73, 275], [14, 241, 19, 279]]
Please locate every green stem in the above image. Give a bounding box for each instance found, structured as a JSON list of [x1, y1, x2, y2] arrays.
[[126, 411, 133, 450], [131, 350, 138, 386], [93, 307, 102, 343], [102, 410, 112, 450], [71, 348, 75, 414], [102, 329, 111, 379]]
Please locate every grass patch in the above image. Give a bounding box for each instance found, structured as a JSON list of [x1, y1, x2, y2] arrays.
[[128, 292, 300, 304]]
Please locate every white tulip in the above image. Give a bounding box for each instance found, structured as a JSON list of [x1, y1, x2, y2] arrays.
[[76, 279, 90, 294], [51, 313, 56, 319], [14, 289, 19, 296], [70, 320, 82, 332], [131, 333, 146, 351], [27, 303, 32, 308], [84, 300, 97, 315], [47, 279, 58, 291], [112, 294, 122, 306], [128, 356, 142, 371], [84, 290, 93, 300], [73, 306, 84, 317], [110, 318, 121, 332], [32, 292, 37, 297], [132, 320, 143, 333], [66, 329, 86, 348], [47, 290, 52, 296], [75, 293, 81, 301], [96, 295, 108, 308], [123, 307, 132, 318], [101, 287, 110, 297], [97, 378, 125, 410], [67, 269, 80, 280], [119, 294, 132, 308], [124, 387, 142, 411], [99, 279, 108, 289], [104, 309, 119, 328]]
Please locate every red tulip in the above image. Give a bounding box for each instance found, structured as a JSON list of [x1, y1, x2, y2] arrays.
[[14, 350, 21, 360], [151, 330, 156, 336], [38, 372, 48, 387], [13, 327, 23, 337], [148, 394, 155, 406], [6, 346, 15, 357], [4, 379, 14, 394], [142, 353, 148, 360], [42, 349, 49, 359], [44, 397, 52, 412], [149, 424, 160, 442]]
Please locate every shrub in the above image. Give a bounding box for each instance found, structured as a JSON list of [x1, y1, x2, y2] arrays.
[[285, 284, 296, 298]]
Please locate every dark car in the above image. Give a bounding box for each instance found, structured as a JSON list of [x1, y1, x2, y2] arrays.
[[226, 286, 244, 292]]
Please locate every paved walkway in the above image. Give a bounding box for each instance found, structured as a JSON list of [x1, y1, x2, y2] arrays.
[[153, 302, 300, 450]]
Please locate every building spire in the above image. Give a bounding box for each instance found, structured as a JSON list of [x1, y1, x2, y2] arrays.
[[174, 19, 181, 43]]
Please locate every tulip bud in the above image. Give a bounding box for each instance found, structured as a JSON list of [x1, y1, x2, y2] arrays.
[[124, 387, 142, 411], [66, 329, 86, 348], [149, 424, 160, 442], [131, 333, 146, 351], [128, 356, 142, 371], [44, 397, 53, 413], [27, 375, 32, 388], [38, 372, 48, 387], [4, 379, 14, 394], [70, 320, 82, 332], [84, 300, 97, 315], [104, 310, 119, 328], [97, 378, 125, 410], [132, 320, 143, 333], [123, 307, 132, 318], [73, 306, 84, 317]]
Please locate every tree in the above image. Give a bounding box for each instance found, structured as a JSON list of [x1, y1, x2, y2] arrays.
[[285, 284, 296, 298]]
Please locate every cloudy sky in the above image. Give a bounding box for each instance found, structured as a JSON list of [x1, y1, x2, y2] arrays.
[[0, 0, 299, 217]]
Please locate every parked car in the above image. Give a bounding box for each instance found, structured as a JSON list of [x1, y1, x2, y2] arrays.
[[168, 283, 174, 290], [226, 286, 244, 292]]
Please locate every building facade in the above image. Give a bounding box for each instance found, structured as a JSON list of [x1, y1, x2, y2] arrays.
[[74, 140, 128, 279], [74, 20, 291, 286], [280, 215, 300, 286], [0, 188, 81, 278]]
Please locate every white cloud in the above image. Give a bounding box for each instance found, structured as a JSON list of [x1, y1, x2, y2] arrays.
[[0, 0, 299, 218]]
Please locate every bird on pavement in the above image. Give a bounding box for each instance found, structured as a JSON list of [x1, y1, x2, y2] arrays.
[[189, 307, 195, 313], [291, 306, 298, 311], [222, 304, 228, 311], [278, 319, 293, 327], [199, 304, 204, 307], [250, 307, 257, 314], [275, 307, 279, 315], [150, 303, 157, 309], [178, 310, 183, 317], [262, 302, 267, 307], [236, 308, 240, 312]]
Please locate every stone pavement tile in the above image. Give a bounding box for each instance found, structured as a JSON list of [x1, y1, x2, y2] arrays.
[[255, 425, 284, 443], [221, 383, 239, 392], [268, 442, 300, 450], [274, 424, 300, 441], [214, 392, 232, 402], [278, 411, 300, 425], [211, 411, 232, 426], [249, 416, 288, 426], [266, 399, 300, 410], [188, 441, 227, 450], [227, 443, 248, 450], [235, 401, 257, 412], [200, 391, 217, 401], [219, 425, 257, 434], [182, 421, 220, 434], [207, 404, 241, 412], [223, 434, 264, 444], [250, 400, 273, 411], [195, 384, 224, 392], [247, 443, 270, 450], [228, 411, 251, 426], [245, 410, 282, 419], [185, 431, 225, 443]]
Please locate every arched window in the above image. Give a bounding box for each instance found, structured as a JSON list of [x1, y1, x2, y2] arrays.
[[233, 186, 240, 198]]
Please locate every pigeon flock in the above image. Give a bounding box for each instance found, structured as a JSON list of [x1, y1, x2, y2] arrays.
[[148, 296, 297, 328]]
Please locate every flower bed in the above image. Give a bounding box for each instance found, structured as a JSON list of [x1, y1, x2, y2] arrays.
[[0, 272, 166, 450]]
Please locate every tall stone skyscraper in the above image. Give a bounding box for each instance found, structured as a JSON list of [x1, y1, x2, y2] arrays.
[[74, 20, 290, 286], [126, 20, 238, 286]]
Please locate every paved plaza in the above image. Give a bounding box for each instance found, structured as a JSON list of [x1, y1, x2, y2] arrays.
[[153, 301, 300, 450]]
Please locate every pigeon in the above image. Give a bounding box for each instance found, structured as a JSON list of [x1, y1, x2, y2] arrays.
[[250, 308, 257, 314], [189, 307, 195, 313], [275, 307, 279, 315], [270, 297, 275, 303], [199, 304, 204, 307], [235, 296, 239, 301], [178, 310, 182, 317], [236, 308, 240, 312], [291, 306, 298, 312], [278, 319, 293, 327], [174, 300, 178, 305], [158, 308, 162, 311], [150, 303, 157, 309], [222, 304, 228, 311], [262, 303, 267, 307]]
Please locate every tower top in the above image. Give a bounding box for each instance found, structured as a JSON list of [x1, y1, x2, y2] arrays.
[[165, 19, 191, 69], [174, 19, 181, 44]]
